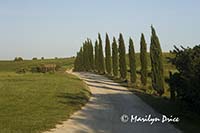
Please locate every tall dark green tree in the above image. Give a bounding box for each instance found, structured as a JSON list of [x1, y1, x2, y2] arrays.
[[79, 47, 84, 71], [129, 38, 137, 83], [105, 33, 112, 75], [83, 42, 89, 71], [74, 51, 80, 71], [150, 26, 164, 96], [88, 39, 94, 71], [112, 37, 118, 77], [94, 40, 99, 72], [140, 33, 148, 86], [74, 47, 84, 71], [118, 33, 127, 80], [98, 33, 105, 74]]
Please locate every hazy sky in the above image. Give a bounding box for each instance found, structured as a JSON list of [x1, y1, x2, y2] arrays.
[[0, 0, 200, 60]]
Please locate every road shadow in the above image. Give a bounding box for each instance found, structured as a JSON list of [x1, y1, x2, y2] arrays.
[[86, 82, 130, 92], [83, 79, 122, 87]]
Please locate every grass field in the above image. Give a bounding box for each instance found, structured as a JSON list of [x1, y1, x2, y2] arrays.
[[0, 57, 75, 72], [0, 57, 91, 133]]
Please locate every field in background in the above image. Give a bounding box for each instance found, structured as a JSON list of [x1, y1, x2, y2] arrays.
[[0, 57, 75, 72], [0, 57, 91, 133]]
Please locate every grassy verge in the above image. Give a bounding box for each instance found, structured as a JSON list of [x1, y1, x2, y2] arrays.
[[0, 58, 91, 133]]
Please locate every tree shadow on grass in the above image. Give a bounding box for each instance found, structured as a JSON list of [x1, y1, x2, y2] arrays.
[[57, 87, 91, 107], [57, 92, 89, 106]]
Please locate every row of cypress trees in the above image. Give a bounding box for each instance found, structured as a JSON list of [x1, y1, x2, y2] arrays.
[[74, 26, 164, 96], [74, 39, 94, 71]]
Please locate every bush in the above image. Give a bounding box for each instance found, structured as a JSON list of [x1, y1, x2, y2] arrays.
[[32, 57, 37, 60], [41, 57, 44, 60], [168, 45, 200, 112], [14, 57, 23, 61], [16, 68, 27, 74], [31, 66, 41, 73], [55, 64, 61, 71]]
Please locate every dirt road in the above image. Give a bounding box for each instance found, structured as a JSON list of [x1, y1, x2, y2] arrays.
[[44, 72, 181, 133]]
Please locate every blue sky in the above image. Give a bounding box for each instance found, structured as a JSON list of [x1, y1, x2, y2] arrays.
[[0, 0, 200, 59]]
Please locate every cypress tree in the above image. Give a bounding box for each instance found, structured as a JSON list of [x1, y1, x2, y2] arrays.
[[74, 47, 83, 71], [98, 33, 105, 74], [129, 38, 137, 83], [74, 51, 80, 71], [105, 33, 112, 75], [118, 33, 127, 80], [91, 40, 94, 71], [83, 42, 87, 71], [79, 47, 84, 71], [150, 26, 164, 96], [112, 37, 118, 77], [94, 40, 99, 72], [88, 39, 94, 71], [140, 33, 148, 86], [82, 42, 86, 71]]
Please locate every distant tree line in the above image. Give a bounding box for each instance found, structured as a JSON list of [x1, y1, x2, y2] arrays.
[[14, 57, 45, 61], [74, 26, 164, 96]]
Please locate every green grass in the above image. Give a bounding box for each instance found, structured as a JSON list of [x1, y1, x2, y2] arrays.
[[0, 58, 91, 133]]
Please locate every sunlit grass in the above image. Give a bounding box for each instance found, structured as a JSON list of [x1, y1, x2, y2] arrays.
[[0, 58, 90, 133]]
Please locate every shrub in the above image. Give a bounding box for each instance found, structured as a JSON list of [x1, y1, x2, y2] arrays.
[[168, 45, 200, 112]]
